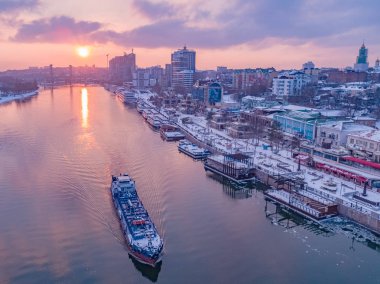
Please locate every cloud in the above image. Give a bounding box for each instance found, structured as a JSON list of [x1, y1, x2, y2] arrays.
[[132, 0, 176, 20], [12, 16, 102, 43], [217, 0, 380, 44], [91, 20, 234, 48], [94, 0, 380, 49], [0, 0, 40, 13], [10, 0, 380, 50]]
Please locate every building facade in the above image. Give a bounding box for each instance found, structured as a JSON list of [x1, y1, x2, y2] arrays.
[[192, 80, 223, 106], [354, 43, 369, 72], [171, 46, 196, 92], [272, 71, 311, 97], [316, 121, 373, 148], [347, 130, 380, 162], [272, 75, 296, 97], [273, 110, 321, 141], [132, 66, 164, 89], [109, 52, 136, 84]]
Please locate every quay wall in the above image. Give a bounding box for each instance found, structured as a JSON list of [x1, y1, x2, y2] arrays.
[[336, 199, 380, 234]]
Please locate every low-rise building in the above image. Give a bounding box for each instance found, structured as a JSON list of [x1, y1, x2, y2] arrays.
[[346, 130, 380, 162], [227, 121, 254, 139], [273, 110, 321, 141], [192, 80, 223, 106], [316, 121, 373, 148], [353, 116, 377, 127], [209, 114, 228, 130]]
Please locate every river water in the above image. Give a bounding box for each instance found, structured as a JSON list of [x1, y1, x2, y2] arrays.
[[0, 86, 379, 283]]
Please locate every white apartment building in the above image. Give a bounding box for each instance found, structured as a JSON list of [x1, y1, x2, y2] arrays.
[[272, 71, 311, 97], [272, 75, 296, 96]]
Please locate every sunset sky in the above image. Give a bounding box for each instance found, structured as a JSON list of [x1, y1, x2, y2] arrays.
[[0, 0, 379, 71]]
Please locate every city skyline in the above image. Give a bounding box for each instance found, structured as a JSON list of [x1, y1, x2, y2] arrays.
[[1, 0, 380, 71]]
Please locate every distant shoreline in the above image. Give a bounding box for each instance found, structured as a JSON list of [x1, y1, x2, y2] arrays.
[[0, 90, 38, 105]]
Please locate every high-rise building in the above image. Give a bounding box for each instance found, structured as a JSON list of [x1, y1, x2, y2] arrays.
[[109, 52, 136, 84], [354, 43, 369, 72], [171, 46, 196, 92]]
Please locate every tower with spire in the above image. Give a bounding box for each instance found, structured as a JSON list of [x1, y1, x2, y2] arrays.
[[354, 42, 369, 72]]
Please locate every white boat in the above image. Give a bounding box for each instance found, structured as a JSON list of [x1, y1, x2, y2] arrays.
[[160, 125, 185, 141], [178, 140, 211, 159], [136, 102, 146, 113], [147, 114, 161, 129], [142, 109, 152, 119]]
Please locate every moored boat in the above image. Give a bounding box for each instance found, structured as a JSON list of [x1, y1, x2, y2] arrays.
[[116, 89, 137, 104], [178, 140, 211, 159], [204, 153, 256, 183], [147, 114, 161, 129], [110, 174, 164, 266], [160, 124, 185, 141]]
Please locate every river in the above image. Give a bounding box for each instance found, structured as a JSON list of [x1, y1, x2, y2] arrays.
[[0, 86, 379, 283]]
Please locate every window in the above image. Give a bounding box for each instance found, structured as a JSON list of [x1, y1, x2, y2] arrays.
[[350, 138, 354, 144]]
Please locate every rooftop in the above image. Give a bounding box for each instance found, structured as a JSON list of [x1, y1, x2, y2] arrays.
[[350, 130, 380, 142], [275, 110, 321, 121], [321, 121, 374, 132]]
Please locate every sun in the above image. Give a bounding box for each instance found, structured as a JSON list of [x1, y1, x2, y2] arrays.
[[76, 46, 90, 58]]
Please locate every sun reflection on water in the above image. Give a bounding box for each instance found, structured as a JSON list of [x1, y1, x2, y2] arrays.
[[81, 88, 88, 128]]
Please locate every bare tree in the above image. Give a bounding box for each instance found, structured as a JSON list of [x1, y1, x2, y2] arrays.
[[290, 135, 301, 155], [268, 121, 283, 152]]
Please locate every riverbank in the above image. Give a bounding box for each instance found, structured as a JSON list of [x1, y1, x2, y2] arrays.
[[0, 90, 38, 104], [134, 94, 380, 235]]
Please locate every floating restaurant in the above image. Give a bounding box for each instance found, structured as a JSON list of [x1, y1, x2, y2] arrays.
[[204, 153, 255, 183]]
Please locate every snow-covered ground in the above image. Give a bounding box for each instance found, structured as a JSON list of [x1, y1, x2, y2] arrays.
[[0, 90, 38, 105], [138, 97, 380, 219]]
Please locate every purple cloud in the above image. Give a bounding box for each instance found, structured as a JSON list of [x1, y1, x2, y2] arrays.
[[0, 0, 39, 12], [12, 16, 102, 43], [91, 20, 233, 48], [10, 0, 380, 49], [132, 0, 176, 19], [92, 0, 380, 49]]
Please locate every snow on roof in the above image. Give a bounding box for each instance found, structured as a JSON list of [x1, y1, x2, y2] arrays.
[[321, 121, 374, 132], [343, 123, 374, 132], [222, 95, 238, 103], [319, 110, 345, 117], [350, 129, 380, 142], [271, 104, 315, 111], [242, 96, 265, 101], [353, 116, 376, 121]]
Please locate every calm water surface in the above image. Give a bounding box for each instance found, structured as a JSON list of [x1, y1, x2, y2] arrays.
[[0, 86, 379, 283]]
